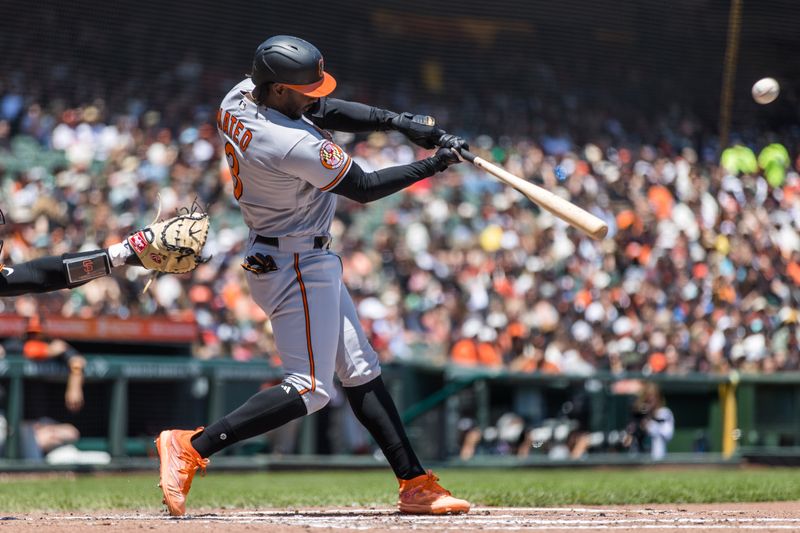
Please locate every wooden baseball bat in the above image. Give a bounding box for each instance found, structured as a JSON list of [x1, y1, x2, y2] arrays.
[[458, 149, 608, 240]]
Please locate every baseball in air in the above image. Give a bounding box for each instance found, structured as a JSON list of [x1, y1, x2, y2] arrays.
[[752, 77, 780, 104]]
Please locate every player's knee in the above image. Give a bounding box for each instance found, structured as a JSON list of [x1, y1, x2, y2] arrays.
[[285, 374, 336, 414], [302, 386, 332, 414], [337, 345, 382, 388]]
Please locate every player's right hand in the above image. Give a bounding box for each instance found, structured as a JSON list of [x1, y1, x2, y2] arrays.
[[432, 147, 463, 170], [437, 133, 469, 152]]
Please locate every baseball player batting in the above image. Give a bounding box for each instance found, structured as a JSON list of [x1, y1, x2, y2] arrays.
[[155, 35, 470, 516], [0, 206, 209, 298]]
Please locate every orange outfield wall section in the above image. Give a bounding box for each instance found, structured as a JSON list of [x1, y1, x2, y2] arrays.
[[0, 314, 198, 344]]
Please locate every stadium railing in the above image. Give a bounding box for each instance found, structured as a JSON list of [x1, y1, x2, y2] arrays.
[[2, 355, 800, 467]]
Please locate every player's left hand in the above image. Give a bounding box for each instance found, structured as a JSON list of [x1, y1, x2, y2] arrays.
[[390, 112, 444, 149]]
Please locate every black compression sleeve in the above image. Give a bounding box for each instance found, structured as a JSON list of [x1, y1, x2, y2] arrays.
[[345, 376, 425, 480], [0, 255, 71, 297], [332, 157, 448, 204], [191, 382, 307, 458], [0, 251, 110, 297], [306, 98, 396, 132]]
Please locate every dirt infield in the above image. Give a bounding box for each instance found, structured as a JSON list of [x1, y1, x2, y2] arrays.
[[3, 502, 800, 532]]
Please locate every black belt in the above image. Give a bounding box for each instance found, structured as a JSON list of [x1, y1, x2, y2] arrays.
[[255, 235, 331, 249]]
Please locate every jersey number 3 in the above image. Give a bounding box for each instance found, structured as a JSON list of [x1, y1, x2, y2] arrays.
[[224, 142, 244, 200]]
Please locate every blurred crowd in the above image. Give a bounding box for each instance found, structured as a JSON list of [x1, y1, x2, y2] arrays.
[[1, 66, 800, 376]]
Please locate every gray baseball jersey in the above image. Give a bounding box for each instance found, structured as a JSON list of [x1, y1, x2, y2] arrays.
[[216, 79, 380, 414], [216, 78, 353, 238]]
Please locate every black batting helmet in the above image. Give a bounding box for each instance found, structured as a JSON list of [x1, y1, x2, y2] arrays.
[[251, 35, 337, 97]]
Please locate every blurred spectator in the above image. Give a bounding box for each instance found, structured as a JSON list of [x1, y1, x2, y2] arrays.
[[0, 316, 85, 412], [458, 412, 531, 461], [561, 390, 592, 459], [0, 410, 82, 461], [0, 316, 90, 462], [1, 66, 799, 378], [18, 419, 80, 461], [622, 382, 675, 460]]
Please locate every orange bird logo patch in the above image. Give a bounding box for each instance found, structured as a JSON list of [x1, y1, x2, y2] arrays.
[[319, 141, 345, 170]]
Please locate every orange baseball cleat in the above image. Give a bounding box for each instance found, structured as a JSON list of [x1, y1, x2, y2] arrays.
[[397, 470, 471, 514], [155, 428, 209, 516]]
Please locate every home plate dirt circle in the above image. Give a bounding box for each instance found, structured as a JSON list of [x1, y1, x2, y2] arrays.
[[6, 502, 800, 532]]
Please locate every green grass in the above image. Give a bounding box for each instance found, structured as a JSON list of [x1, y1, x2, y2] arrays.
[[0, 468, 798, 512]]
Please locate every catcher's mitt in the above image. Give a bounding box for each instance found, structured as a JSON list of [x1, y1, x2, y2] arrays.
[[128, 201, 210, 274]]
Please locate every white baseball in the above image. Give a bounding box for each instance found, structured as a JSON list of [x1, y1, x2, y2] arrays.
[[752, 77, 780, 104]]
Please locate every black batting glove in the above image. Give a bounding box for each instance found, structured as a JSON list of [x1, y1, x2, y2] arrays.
[[431, 147, 462, 171], [437, 133, 469, 152], [390, 112, 444, 149]]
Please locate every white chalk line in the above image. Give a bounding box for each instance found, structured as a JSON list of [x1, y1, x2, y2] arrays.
[[41, 509, 800, 531]]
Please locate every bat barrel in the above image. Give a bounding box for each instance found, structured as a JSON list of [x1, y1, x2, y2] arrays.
[[470, 154, 608, 240], [440, 138, 608, 240]]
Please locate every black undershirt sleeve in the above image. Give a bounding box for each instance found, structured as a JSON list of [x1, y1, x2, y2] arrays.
[[306, 98, 397, 132], [0, 251, 109, 297], [332, 156, 448, 204], [0, 255, 74, 297]]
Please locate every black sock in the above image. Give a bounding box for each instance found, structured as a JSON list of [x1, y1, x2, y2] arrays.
[[344, 376, 425, 480], [191, 382, 307, 458]]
